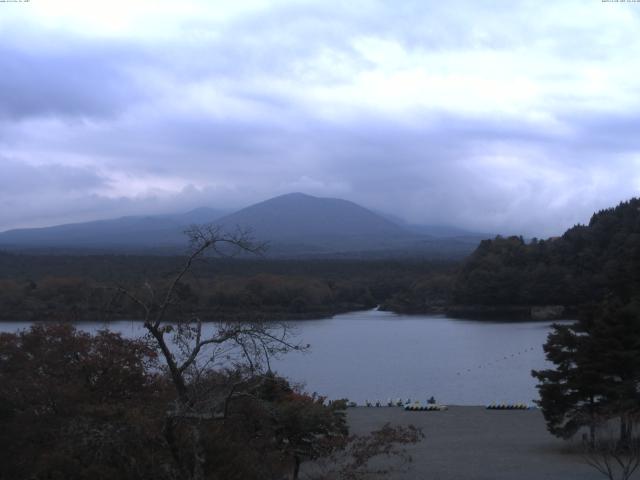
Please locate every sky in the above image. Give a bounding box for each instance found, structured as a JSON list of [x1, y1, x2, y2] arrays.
[[1, 0, 640, 237]]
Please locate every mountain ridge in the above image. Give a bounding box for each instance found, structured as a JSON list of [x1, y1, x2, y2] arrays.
[[0, 193, 487, 258], [215, 192, 404, 241]]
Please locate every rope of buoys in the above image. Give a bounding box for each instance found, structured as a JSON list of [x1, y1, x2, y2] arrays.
[[486, 403, 532, 410], [455, 345, 541, 376]]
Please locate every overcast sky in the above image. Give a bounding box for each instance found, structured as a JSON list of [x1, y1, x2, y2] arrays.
[[1, 0, 639, 236]]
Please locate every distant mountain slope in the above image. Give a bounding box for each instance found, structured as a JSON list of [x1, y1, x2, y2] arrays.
[[216, 192, 404, 241], [406, 224, 491, 239], [0, 207, 226, 249], [0, 193, 487, 258]]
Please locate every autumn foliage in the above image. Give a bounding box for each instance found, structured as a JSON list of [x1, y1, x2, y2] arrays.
[[0, 324, 351, 480]]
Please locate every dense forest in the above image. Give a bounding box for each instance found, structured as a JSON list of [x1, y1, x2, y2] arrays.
[[451, 198, 640, 317], [0, 254, 456, 322]]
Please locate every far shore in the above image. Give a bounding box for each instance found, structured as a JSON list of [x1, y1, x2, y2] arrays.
[[320, 406, 605, 480], [0, 305, 577, 324]]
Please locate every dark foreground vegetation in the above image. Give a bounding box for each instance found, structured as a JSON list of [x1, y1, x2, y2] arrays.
[[0, 227, 424, 480], [515, 199, 640, 479], [0, 324, 422, 480], [532, 297, 640, 480]]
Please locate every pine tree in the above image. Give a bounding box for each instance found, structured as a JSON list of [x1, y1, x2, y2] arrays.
[[587, 299, 640, 445], [532, 321, 603, 443], [533, 298, 640, 445]]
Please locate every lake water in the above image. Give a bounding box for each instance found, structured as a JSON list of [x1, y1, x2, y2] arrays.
[[0, 309, 568, 405]]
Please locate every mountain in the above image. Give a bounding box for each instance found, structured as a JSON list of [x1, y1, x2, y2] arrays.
[[212, 193, 488, 257], [217, 193, 400, 238], [211, 192, 415, 255], [0, 207, 227, 250], [0, 193, 486, 257]]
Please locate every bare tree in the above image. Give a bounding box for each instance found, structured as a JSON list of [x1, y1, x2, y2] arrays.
[[114, 224, 305, 480], [307, 424, 425, 480], [583, 414, 640, 480]]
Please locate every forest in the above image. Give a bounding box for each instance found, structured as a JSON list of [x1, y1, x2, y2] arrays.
[[0, 253, 456, 322], [451, 198, 640, 317]]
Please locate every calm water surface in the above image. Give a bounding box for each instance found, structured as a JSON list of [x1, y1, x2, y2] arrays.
[[0, 309, 569, 405]]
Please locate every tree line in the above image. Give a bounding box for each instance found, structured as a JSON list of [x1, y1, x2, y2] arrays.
[[0, 254, 456, 322], [454, 198, 640, 310]]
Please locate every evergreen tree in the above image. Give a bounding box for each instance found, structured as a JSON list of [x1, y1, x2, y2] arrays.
[[587, 299, 640, 445], [532, 321, 603, 443], [533, 298, 640, 445]]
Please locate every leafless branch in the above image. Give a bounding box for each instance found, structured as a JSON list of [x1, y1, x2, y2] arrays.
[[583, 421, 640, 480]]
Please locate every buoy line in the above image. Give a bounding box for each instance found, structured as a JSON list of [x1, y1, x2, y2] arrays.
[[455, 346, 540, 377]]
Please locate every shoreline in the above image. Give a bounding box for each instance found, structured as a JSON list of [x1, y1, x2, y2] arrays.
[[0, 306, 576, 324]]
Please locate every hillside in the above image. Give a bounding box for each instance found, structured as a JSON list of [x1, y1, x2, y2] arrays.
[[452, 197, 640, 314]]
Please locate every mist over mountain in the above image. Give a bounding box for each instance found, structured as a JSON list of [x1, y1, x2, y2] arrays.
[[405, 224, 493, 239], [0, 193, 487, 257], [0, 207, 227, 250]]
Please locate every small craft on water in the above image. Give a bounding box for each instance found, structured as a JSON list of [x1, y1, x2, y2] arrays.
[[404, 402, 448, 411], [486, 403, 531, 410]]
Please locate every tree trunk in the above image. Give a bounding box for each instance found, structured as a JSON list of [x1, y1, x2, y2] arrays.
[[191, 424, 206, 480], [148, 325, 189, 400], [164, 416, 189, 480], [620, 415, 631, 449], [589, 396, 596, 448], [292, 455, 301, 480]]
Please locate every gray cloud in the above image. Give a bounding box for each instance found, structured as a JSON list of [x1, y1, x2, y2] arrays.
[[1, 1, 639, 236], [0, 158, 105, 194], [0, 27, 147, 120], [0, 158, 107, 229]]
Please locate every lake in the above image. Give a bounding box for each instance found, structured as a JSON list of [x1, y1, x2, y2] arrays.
[[0, 309, 568, 405]]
